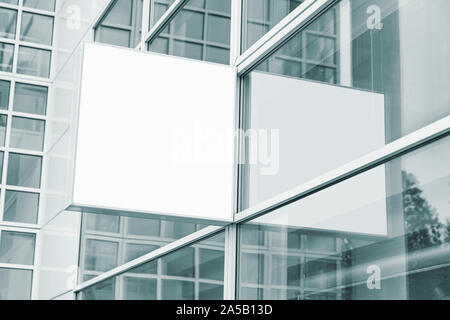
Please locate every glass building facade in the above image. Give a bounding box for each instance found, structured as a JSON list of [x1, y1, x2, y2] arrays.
[[0, 0, 449, 300]]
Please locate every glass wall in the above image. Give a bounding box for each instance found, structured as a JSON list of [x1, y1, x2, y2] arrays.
[[79, 231, 225, 300], [241, 0, 450, 208], [147, 0, 232, 65], [79, 211, 220, 281], [238, 134, 450, 300], [94, 0, 143, 48]]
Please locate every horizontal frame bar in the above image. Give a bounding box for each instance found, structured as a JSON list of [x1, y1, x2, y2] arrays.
[[73, 225, 224, 292]]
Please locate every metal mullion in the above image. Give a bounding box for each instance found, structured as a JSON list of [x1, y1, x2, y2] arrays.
[[0, 3, 19, 10], [11, 1, 22, 74], [141, 0, 151, 48], [0, 262, 34, 270]]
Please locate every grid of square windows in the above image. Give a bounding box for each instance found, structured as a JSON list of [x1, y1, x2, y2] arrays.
[[0, 0, 54, 78]]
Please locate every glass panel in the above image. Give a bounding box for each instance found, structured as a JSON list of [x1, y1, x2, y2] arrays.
[[85, 213, 120, 233], [13, 82, 48, 115], [23, 0, 56, 11], [104, 0, 133, 25], [0, 42, 14, 72], [96, 26, 130, 47], [17, 46, 51, 78], [148, 0, 231, 65], [0, 114, 6, 146], [0, 268, 32, 300], [0, 7, 17, 39], [6, 153, 42, 188], [206, 15, 230, 45], [0, 231, 35, 265], [242, 0, 450, 208], [243, 0, 304, 51], [84, 239, 118, 272], [238, 135, 450, 300], [10, 116, 45, 151], [80, 231, 225, 300], [20, 12, 54, 45], [95, 0, 143, 48], [3, 190, 39, 224], [123, 277, 157, 300], [0, 80, 9, 110]]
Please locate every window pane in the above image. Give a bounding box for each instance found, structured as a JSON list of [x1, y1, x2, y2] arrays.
[[126, 216, 160, 236], [172, 10, 204, 40], [206, 0, 231, 13], [199, 283, 223, 300], [3, 190, 39, 224], [242, 0, 450, 208], [6, 153, 42, 188], [0, 7, 17, 39], [0, 80, 10, 110], [0, 231, 35, 265], [17, 46, 51, 78], [205, 45, 229, 64], [199, 248, 224, 281], [96, 26, 130, 47], [0, 268, 32, 300], [0, 42, 14, 72], [172, 39, 202, 60], [10, 117, 45, 151], [23, 0, 55, 11], [243, 0, 304, 51], [84, 239, 118, 272], [20, 12, 54, 45], [13, 82, 48, 115], [123, 277, 157, 300], [162, 280, 194, 300], [148, 36, 169, 54], [0, 114, 6, 146], [85, 212, 120, 233], [238, 136, 450, 300], [206, 15, 230, 45], [161, 246, 194, 277]]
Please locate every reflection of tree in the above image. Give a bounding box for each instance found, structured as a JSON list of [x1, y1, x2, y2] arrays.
[[402, 171, 443, 251]]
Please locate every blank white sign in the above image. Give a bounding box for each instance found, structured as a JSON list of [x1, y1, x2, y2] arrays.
[[73, 43, 236, 221]]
